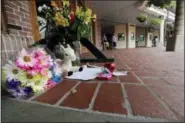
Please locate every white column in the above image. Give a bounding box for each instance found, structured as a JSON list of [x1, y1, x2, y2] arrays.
[[159, 16, 165, 47]]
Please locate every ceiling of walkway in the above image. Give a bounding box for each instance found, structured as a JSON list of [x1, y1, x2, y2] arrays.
[[91, 1, 160, 29]]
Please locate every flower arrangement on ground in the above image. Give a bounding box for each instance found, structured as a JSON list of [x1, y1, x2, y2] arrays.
[[3, 48, 60, 99]]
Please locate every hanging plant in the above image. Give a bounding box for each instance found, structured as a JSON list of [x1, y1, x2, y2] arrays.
[[150, 18, 161, 26], [136, 13, 148, 23], [147, 0, 172, 8]]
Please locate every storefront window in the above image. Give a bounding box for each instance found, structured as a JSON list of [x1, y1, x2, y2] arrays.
[[118, 33, 125, 41], [131, 32, 134, 40]]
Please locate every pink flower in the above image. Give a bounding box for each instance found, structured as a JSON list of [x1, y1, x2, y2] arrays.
[[44, 80, 56, 90], [40, 69, 48, 76], [37, 56, 50, 69], [16, 49, 37, 69], [27, 67, 40, 75], [33, 48, 47, 58], [40, 69, 52, 78]]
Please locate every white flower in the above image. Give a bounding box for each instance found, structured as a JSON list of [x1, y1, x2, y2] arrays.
[[68, 15, 71, 19], [16, 49, 37, 68], [47, 6, 51, 10], [3, 61, 22, 81], [42, 4, 47, 9], [38, 6, 43, 12]]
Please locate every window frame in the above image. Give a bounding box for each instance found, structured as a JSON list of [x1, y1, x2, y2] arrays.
[[1, 0, 8, 34]]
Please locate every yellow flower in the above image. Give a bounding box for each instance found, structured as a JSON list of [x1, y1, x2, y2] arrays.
[[85, 8, 92, 17], [92, 14, 96, 19], [51, 1, 57, 7], [84, 17, 91, 24], [63, 18, 69, 26], [63, 0, 70, 7], [18, 72, 35, 86], [24, 73, 49, 93], [76, 6, 80, 16]]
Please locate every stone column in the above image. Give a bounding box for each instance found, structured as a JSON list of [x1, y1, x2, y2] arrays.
[[166, 0, 184, 51], [159, 16, 165, 47], [126, 23, 129, 48]]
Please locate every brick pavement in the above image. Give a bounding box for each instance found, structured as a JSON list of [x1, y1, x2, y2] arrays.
[[27, 48, 184, 122]]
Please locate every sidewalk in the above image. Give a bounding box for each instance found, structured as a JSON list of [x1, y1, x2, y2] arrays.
[[3, 47, 184, 122]]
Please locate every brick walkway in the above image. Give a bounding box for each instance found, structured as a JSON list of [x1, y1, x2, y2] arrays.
[[27, 48, 184, 122]]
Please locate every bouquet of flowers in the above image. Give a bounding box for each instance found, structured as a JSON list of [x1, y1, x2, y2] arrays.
[[3, 48, 59, 99], [32, 0, 96, 47]]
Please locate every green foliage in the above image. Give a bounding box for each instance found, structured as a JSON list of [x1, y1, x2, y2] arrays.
[[164, 1, 176, 9], [147, 0, 172, 8], [136, 13, 148, 23], [150, 18, 161, 26]]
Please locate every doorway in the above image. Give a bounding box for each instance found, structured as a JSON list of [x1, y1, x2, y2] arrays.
[[136, 26, 146, 47]]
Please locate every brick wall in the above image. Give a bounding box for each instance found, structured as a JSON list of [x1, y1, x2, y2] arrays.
[[1, 0, 34, 66]]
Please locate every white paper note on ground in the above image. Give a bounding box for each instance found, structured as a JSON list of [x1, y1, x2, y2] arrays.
[[65, 67, 103, 80], [113, 71, 128, 76]]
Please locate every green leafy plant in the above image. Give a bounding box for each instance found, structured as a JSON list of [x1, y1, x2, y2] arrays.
[[136, 13, 148, 23], [164, 1, 176, 9], [147, 0, 172, 8], [150, 18, 161, 26]]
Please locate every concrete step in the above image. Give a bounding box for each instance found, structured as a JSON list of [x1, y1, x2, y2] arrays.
[[2, 98, 167, 122]]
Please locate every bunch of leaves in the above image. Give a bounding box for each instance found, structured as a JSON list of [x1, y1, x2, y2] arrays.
[[136, 13, 148, 23], [147, 0, 172, 8], [164, 1, 176, 9], [150, 18, 161, 26]]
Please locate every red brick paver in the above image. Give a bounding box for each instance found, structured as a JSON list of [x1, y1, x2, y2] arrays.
[[119, 72, 140, 83], [61, 83, 97, 109], [35, 80, 78, 104], [149, 86, 184, 120], [27, 48, 184, 121], [93, 83, 127, 114], [162, 77, 184, 86], [125, 85, 176, 120], [141, 78, 170, 86], [134, 71, 167, 78]]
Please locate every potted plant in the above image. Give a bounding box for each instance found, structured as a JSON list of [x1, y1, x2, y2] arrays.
[[147, 0, 172, 8], [136, 13, 148, 23], [150, 18, 161, 26]]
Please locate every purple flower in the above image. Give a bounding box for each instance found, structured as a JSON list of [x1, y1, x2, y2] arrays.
[[24, 86, 33, 94], [8, 87, 27, 99], [6, 80, 21, 90], [6, 80, 33, 99]]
